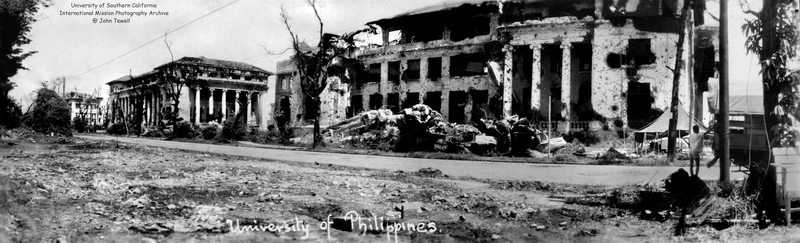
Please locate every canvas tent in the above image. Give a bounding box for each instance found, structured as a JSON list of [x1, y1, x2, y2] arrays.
[[707, 77, 765, 114], [637, 104, 708, 134]]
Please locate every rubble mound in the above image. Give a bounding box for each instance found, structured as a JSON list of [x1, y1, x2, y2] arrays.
[[596, 147, 630, 164], [415, 167, 444, 178]]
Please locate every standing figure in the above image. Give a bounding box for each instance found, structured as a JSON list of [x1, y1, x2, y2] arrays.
[[688, 125, 704, 176]]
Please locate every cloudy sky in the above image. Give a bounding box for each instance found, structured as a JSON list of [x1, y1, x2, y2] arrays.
[[9, 0, 764, 107]]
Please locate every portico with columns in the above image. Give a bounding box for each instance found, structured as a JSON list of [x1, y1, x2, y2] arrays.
[[108, 56, 273, 130], [189, 87, 263, 125]]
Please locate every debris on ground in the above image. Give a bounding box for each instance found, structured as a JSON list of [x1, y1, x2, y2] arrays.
[[2, 129, 797, 242]]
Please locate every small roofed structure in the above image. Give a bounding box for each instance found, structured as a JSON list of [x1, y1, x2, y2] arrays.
[[637, 105, 708, 134]]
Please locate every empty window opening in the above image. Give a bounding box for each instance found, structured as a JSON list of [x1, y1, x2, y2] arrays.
[[424, 92, 442, 112], [694, 38, 715, 92], [402, 24, 444, 43], [403, 92, 420, 109], [606, 39, 656, 75], [428, 57, 442, 80], [369, 63, 381, 82], [449, 91, 467, 124], [369, 93, 384, 110], [387, 93, 400, 114], [574, 43, 592, 72], [403, 59, 421, 80], [388, 61, 401, 82], [387, 30, 402, 45], [349, 95, 363, 117], [449, 16, 490, 42], [450, 53, 487, 77]]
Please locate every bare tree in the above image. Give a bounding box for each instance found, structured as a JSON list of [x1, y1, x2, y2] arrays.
[[279, 0, 374, 148], [156, 33, 198, 134]]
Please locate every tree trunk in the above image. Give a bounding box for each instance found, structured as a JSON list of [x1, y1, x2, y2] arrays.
[[667, 1, 692, 161], [171, 102, 180, 135], [757, 0, 784, 225], [313, 98, 321, 149]]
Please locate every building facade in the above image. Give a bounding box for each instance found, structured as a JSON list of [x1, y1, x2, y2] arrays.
[[277, 0, 716, 131], [66, 92, 105, 127], [108, 56, 273, 129]]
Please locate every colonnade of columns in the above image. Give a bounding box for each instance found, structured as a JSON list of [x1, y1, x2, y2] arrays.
[[191, 87, 259, 125], [114, 91, 165, 125], [502, 41, 574, 125]]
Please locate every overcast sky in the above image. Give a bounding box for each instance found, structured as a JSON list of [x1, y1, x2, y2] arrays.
[[9, 0, 764, 107]]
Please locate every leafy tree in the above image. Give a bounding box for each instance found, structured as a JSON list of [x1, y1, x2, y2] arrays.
[[741, 0, 799, 225], [25, 88, 71, 135], [279, 0, 374, 148], [0, 0, 48, 127]]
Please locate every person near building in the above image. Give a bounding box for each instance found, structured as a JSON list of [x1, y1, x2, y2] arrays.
[[688, 125, 705, 176]]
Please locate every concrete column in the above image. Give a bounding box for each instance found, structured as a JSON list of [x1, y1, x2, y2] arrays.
[[561, 42, 572, 123], [146, 94, 151, 125], [245, 92, 252, 124], [530, 43, 543, 112], [222, 89, 228, 122], [502, 44, 514, 118], [209, 88, 215, 123], [234, 91, 240, 115], [71, 101, 76, 120], [194, 87, 201, 124]]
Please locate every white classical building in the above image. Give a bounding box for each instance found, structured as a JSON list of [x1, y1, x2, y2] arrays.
[[107, 56, 274, 129]]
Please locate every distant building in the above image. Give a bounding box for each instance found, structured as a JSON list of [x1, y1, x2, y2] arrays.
[[107, 56, 274, 129], [66, 92, 104, 126]]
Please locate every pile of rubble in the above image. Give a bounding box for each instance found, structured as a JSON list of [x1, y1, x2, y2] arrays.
[[324, 104, 582, 157]]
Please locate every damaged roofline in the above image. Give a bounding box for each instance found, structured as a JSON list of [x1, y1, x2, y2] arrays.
[[365, 0, 499, 27]]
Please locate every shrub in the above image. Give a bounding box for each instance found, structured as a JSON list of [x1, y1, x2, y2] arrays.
[[142, 126, 163, 137], [73, 117, 88, 133], [106, 122, 127, 135], [202, 124, 220, 140], [25, 88, 72, 136], [173, 121, 197, 138], [219, 111, 247, 141], [2, 98, 23, 129]]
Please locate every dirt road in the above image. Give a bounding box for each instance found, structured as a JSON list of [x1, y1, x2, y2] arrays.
[[78, 134, 745, 186]]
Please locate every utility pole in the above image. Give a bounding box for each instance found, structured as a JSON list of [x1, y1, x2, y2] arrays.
[[667, 0, 693, 161], [718, 0, 730, 183]]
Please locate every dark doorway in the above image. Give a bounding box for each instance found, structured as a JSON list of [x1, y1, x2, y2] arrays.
[[278, 96, 291, 127], [424, 91, 442, 112], [349, 95, 362, 117], [627, 82, 652, 129], [369, 93, 383, 110], [470, 90, 489, 122], [449, 91, 467, 123]]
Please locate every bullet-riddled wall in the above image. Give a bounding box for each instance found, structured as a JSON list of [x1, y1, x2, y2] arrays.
[[592, 20, 692, 126]]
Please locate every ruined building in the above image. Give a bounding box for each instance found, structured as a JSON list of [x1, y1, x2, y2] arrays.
[[108, 56, 273, 129], [276, 0, 717, 132]]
